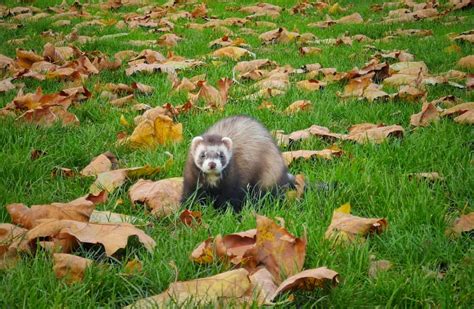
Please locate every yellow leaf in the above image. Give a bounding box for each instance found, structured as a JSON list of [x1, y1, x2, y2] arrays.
[[119, 114, 130, 127], [336, 203, 351, 214]]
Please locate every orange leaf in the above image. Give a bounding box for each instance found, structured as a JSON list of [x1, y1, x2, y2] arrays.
[[53, 253, 92, 284]]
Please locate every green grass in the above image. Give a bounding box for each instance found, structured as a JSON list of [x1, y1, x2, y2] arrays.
[[1, 0, 473, 307]]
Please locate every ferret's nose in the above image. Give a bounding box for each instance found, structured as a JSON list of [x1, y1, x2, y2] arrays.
[[208, 162, 216, 169]]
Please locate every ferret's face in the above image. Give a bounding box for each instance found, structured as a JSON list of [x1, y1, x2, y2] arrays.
[[191, 136, 233, 175]]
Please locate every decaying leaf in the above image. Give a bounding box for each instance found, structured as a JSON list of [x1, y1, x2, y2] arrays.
[[212, 46, 254, 60], [441, 102, 474, 124], [259, 27, 300, 44], [346, 123, 404, 144], [270, 267, 340, 301], [80, 152, 118, 177], [284, 100, 312, 114], [89, 210, 139, 224], [0, 223, 27, 269], [282, 147, 343, 166], [296, 79, 326, 91], [89, 165, 162, 195], [6, 194, 100, 229], [325, 203, 388, 244], [410, 103, 440, 127], [179, 209, 202, 227], [129, 178, 183, 217], [248, 267, 278, 305], [254, 215, 306, 283], [14, 219, 156, 256], [123, 113, 183, 149], [445, 212, 474, 237], [125, 268, 251, 308], [457, 55, 474, 69], [53, 253, 92, 284]]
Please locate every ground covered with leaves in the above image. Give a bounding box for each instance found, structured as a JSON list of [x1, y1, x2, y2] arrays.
[[0, 0, 473, 307]]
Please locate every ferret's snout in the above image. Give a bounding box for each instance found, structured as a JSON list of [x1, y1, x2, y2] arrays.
[[208, 162, 216, 169]]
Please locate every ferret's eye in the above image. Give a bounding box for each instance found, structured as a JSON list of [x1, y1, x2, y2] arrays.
[[200, 153, 205, 158], [219, 153, 224, 158]]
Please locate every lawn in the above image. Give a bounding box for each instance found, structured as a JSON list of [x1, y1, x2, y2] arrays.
[[0, 0, 473, 307]]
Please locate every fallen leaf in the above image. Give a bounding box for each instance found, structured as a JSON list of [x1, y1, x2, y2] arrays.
[[397, 85, 426, 102], [325, 203, 388, 244], [286, 174, 306, 201], [124, 268, 250, 308], [296, 79, 326, 91], [0, 223, 27, 269], [254, 215, 306, 283], [410, 103, 440, 127], [212, 46, 253, 60], [53, 253, 92, 284], [284, 100, 312, 114], [15, 219, 156, 256], [457, 55, 474, 69], [90, 165, 162, 195], [259, 27, 300, 44], [157, 33, 182, 48], [445, 212, 474, 237], [0, 78, 16, 93], [123, 114, 182, 149], [454, 110, 474, 124], [129, 178, 183, 217], [282, 147, 343, 166], [6, 194, 99, 229], [248, 267, 278, 305], [346, 123, 404, 144], [80, 152, 118, 177], [124, 259, 143, 275], [190, 237, 215, 264], [89, 210, 139, 224], [368, 259, 392, 278], [299, 47, 322, 55], [179, 209, 202, 227], [270, 267, 340, 301]]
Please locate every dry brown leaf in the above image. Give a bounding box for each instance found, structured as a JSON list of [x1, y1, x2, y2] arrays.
[[6, 194, 99, 229], [132, 82, 154, 95], [16, 49, 44, 69], [282, 147, 343, 166], [129, 178, 183, 217], [157, 33, 182, 48], [299, 47, 322, 56], [270, 267, 340, 301], [363, 83, 389, 102], [18, 106, 80, 127], [89, 210, 139, 224], [53, 253, 92, 284], [191, 78, 233, 109], [445, 212, 474, 237], [90, 165, 162, 195], [325, 203, 387, 244], [346, 123, 404, 144], [179, 209, 202, 227], [296, 79, 326, 91], [191, 3, 207, 18], [368, 259, 392, 278], [259, 27, 300, 44], [123, 114, 183, 149], [286, 174, 306, 201], [0, 223, 27, 269], [441, 102, 474, 117], [254, 215, 306, 283], [454, 110, 474, 124], [125, 268, 251, 309], [410, 103, 439, 127], [339, 74, 373, 98], [110, 94, 136, 107], [248, 267, 278, 305], [80, 152, 118, 177], [0, 78, 16, 93], [190, 237, 215, 264], [212, 46, 253, 60], [124, 259, 143, 275], [397, 85, 426, 102], [457, 55, 474, 69], [233, 59, 276, 77], [208, 35, 248, 49], [284, 100, 312, 114], [15, 219, 156, 256]]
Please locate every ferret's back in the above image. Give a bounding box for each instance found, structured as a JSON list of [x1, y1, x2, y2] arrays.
[[205, 115, 286, 188]]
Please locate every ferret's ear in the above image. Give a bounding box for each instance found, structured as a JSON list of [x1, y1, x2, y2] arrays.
[[191, 136, 203, 153], [221, 137, 233, 151]]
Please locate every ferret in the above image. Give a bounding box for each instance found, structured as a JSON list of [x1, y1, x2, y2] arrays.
[[181, 115, 294, 212]]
